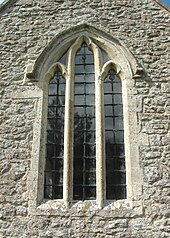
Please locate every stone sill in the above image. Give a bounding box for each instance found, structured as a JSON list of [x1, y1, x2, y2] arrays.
[[30, 199, 143, 218]]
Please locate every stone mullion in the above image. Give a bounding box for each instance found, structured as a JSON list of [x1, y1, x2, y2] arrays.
[[63, 54, 75, 205], [93, 46, 106, 207]]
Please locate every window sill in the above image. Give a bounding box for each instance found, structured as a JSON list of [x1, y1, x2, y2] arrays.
[[30, 199, 143, 218]]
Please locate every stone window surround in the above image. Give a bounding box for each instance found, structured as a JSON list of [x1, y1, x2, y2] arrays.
[[25, 25, 143, 215]]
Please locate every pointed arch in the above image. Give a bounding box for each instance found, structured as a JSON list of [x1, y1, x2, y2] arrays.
[[24, 24, 140, 84]]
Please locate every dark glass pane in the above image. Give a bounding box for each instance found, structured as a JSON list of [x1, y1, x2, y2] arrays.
[[85, 187, 96, 199], [53, 186, 63, 199], [85, 158, 96, 170], [48, 96, 57, 106], [85, 144, 95, 156], [105, 143, 114, 157], [74, 145, 84, 157], [116, 186, 126, 199], [85, 172, 96, 185], [73, 187, 83, 200], [44, 69, 65, 200], [115, 145, 125, 156], [74, 43, 96, 200], [85, 131, 95, 143], [104, 69, 126, 200], [47, 131, 55, 144], [48, 107, 56, 118], [105, 131, 114, 143], [74, 157, 83, 171], [56, 145, 64, 157], [74, 172, 83, 184]]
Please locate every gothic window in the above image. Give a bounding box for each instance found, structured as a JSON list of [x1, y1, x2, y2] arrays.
[[44, 37, 126, 203]]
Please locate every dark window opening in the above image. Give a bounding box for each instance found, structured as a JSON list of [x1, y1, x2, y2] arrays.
[[44, 70, 66, 199], [104, 69, 126, 200], [73, 43, 96, 200]]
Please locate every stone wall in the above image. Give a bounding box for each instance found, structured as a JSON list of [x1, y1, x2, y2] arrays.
[[0, 0, 169, 237]]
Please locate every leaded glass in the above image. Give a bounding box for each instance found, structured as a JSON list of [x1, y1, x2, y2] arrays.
[[44, 69, 66, 199], [73, 43, 96, 200], [104, 69, 126, 200]]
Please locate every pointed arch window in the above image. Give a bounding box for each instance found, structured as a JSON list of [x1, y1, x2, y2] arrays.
[[44, 37, 126, 204]]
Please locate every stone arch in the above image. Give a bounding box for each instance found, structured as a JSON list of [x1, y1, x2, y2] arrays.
[[25, 23, 141, 84]]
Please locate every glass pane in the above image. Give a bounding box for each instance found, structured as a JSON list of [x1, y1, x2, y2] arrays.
[[85, 74, 95, 82], [104, 95, 112, 104], [114, 105, 123, 115], [106, 143, 114, 157], [85, 187, 96, 199], [48, 107, 56, 118], [105, 106, 113, 116], [85, 131, 95, 143], [115, 117, 123, 130], [74, 172, 83, 184], [86, 83, 95, 94], [85, 144, 95, 156], [85, 65, 94, 73], [105, 131, 114, 143], [74, 145, 84, 157], [113, 83, 121, 93], [75, 95, 84, 105], [85, 172, 96, 185], [86, 95, 95, 105], [75, 83, 84, 94], [85, 158, 96, 170], [49, 84, 57, 95], [73, 187, 83, 200], [115, 131, 124, 143], [104, 83, 112, 93], [74, 107, 84, 117], [75, 75, 84, 82], [105, 117, 114, 130], [75, 65, 84, 74], [53, 186, 63, 199], [114, 94, 122, 104]]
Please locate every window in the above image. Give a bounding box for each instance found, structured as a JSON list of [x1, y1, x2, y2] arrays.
[[44, 37, 126, 203]]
